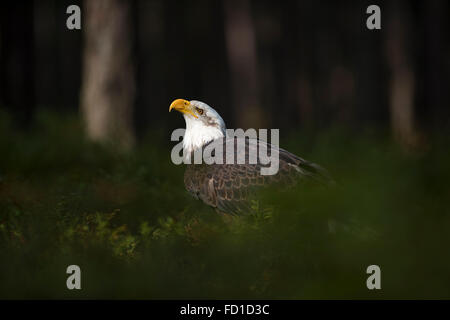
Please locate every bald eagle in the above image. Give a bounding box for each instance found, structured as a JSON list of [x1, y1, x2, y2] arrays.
[[169, 99, 332, 215]]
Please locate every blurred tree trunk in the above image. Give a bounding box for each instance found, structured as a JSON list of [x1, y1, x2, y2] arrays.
[[385, 3, 418, 148], [223, 0, 265, 129], [281, 1, 315, 129], [81, 0, 135, 150]]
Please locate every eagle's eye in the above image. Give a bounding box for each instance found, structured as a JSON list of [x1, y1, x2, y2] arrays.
[[196, 107, 204, 115]]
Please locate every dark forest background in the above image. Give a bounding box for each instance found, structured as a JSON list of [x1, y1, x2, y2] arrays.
[[0, 0, 450, 299], [1, 0, 449, 147]]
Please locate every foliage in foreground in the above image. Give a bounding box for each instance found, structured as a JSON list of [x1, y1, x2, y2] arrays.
[[0, 111, 449, 299]]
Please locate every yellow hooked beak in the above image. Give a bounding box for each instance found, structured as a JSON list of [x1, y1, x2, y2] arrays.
[[169, 99, 198, 118]]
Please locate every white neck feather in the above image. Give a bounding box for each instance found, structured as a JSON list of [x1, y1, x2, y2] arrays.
[[183, 115, 225, 156]]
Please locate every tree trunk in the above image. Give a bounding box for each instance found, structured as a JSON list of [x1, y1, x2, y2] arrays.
[[385, 2, 418, 148], [223, 0, 265, 129], [80, 0, 135, 150]]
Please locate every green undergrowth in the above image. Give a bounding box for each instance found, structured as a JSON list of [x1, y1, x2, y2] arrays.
[[0, 110, 449, 299]]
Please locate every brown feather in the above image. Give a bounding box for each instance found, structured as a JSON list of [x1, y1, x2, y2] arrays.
[[184, 137, 332, 215]]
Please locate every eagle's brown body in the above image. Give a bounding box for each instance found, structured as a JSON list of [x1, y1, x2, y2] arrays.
[[183, 137, 330, 215]]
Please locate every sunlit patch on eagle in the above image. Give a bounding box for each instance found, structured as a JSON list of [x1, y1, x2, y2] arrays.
[[169, 98, 333, 215]]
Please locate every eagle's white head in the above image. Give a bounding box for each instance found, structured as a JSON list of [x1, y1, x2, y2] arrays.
[[169, 99, 226, 155]]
